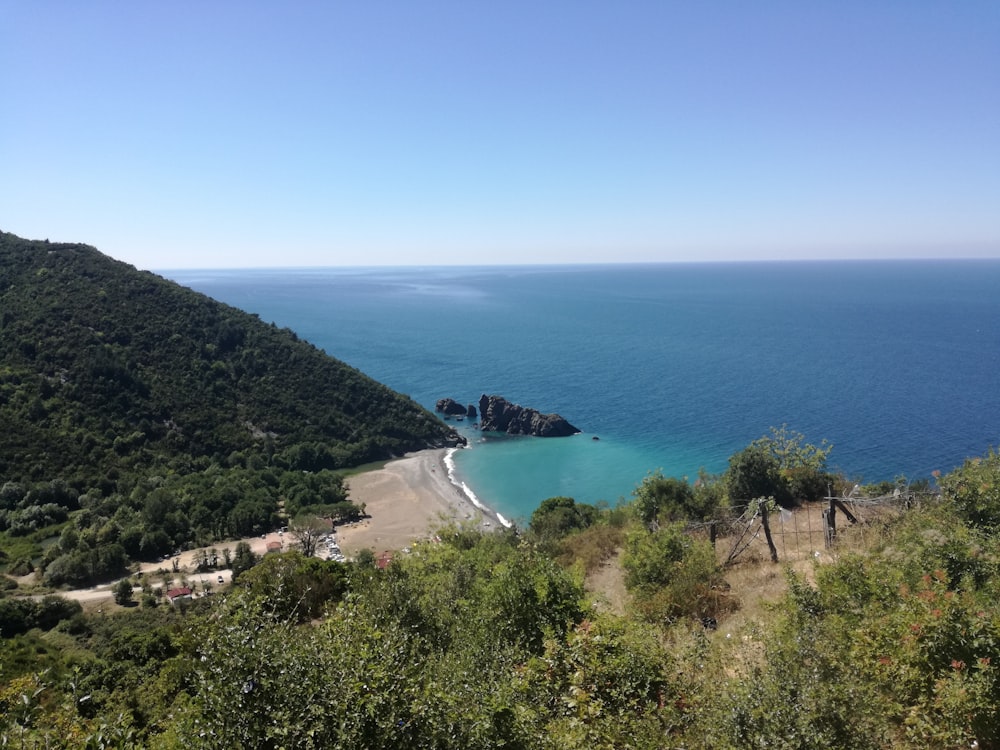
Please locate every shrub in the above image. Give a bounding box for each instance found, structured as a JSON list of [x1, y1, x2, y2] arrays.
[[529, 496, 598, 542], [632, 472, 711, 525], [940, 449, 1000, 531], [623, 524, 732, 622], [7, 558, 33, 577]]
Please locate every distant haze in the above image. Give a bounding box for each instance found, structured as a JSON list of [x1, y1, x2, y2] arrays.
[[2, 3, 998, 269]]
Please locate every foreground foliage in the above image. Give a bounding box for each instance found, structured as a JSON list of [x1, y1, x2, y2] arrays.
[[6, 443, 999, 749], [707, 508, 1000, 749]]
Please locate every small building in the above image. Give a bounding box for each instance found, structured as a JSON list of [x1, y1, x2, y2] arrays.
[[375, 551, 394, 570], [165, 587, 193, 605], [266, 541, 283, 554]]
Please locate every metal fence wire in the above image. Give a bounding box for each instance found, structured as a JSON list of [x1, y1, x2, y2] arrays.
[[691, 490, 938, 567]]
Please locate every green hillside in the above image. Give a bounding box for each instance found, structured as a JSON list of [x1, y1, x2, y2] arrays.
[[0, 231, 461, 577], [0, 231, 460, 482]]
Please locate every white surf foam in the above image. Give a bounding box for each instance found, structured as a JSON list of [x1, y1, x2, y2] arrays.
[[444, 447, 512, 528]]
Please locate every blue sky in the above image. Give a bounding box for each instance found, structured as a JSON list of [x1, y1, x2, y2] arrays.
[[2, 2, 998, 268]]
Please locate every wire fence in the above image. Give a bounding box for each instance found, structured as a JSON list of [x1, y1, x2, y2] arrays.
[[692, 489, 939, 567]]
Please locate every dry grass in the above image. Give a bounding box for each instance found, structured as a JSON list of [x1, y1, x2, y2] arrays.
[[583, 500, 899, 637], [715, 500, 904, 640], [557, 524, 626, 574], [584, 548, 629, 617]]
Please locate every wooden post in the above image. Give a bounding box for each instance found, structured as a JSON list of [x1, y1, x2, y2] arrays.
[[709, 521, 717, 548], [823, 497, 837, 548], [831, 498, 858, 524], [759, 502, 778, 563]]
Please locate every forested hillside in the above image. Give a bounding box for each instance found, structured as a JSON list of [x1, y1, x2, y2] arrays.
[[0, 231, 460, 578], [0, 231, 460, 482]]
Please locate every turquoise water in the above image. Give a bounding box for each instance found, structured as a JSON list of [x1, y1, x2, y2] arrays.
[[165, 262, 1000, 525]]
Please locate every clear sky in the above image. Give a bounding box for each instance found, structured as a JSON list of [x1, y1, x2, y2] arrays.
[[2, 2, 998, 269]]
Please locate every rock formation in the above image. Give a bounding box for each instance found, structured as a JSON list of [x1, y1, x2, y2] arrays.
[[435, 398, 469, 416], [477, 394, 580, 437], [436, 398, 479, 419]]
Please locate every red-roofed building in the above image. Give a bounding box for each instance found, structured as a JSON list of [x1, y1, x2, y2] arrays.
[[165, 587, 192, 604], [375, 551, 394, 570]]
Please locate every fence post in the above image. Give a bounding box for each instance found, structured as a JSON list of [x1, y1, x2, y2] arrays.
[[824, 497, 837, 547], [759, 501, 778, 563]]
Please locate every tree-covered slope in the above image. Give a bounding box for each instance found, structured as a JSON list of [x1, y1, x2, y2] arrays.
[[0, 231, 461, 489]]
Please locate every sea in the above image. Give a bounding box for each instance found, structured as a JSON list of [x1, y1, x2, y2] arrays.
[[163, 261, 1000, 526]]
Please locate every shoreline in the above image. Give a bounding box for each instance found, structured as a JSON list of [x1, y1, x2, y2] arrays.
[[442, 447, 512, 528], [336, 447, 504, 557], [36, 448, 503, 606]]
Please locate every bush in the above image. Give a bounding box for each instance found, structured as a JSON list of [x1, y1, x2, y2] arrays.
[[236, 552, 348, 621], [707, 512, 1000, 750], [941, 449, 1000, 530], [632, 472, 714, 525], [623, 524, 732, 622], [529, 496, 598, 544], [726, 444, 792, 508], [7, 557, 33, 577]]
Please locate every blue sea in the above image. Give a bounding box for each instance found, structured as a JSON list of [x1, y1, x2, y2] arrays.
[[164, 262, 1000, 525]]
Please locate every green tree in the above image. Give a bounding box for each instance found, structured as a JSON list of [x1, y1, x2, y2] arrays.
[[179, 533, 584, 749], [58, 525, 80, 553], [632, 471, 717, 525], [288, 514, 327, 558], [751, 424, 834, 502], [354, 548, 376, 567], [112, 578, 135, 606], [529, 496, 597, 542], [726, 443, 792, 508], [236, 552, 348, 621], [230, 541, 258, 580]]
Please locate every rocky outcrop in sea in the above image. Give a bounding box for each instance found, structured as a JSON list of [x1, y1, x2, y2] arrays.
[[435, 398, 469, 416], [477, 394, 580, 437]]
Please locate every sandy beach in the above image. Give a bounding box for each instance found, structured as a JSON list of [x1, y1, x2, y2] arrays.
[[337, 448, 495, 557], [45, 449, 493, 606]]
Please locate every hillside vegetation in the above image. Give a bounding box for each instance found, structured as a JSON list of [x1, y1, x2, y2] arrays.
[[0, 231, 460, 580], [3, 448, 1000, 749]]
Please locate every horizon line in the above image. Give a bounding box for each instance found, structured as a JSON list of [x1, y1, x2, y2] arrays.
[[153, 255, 1000, 274]]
